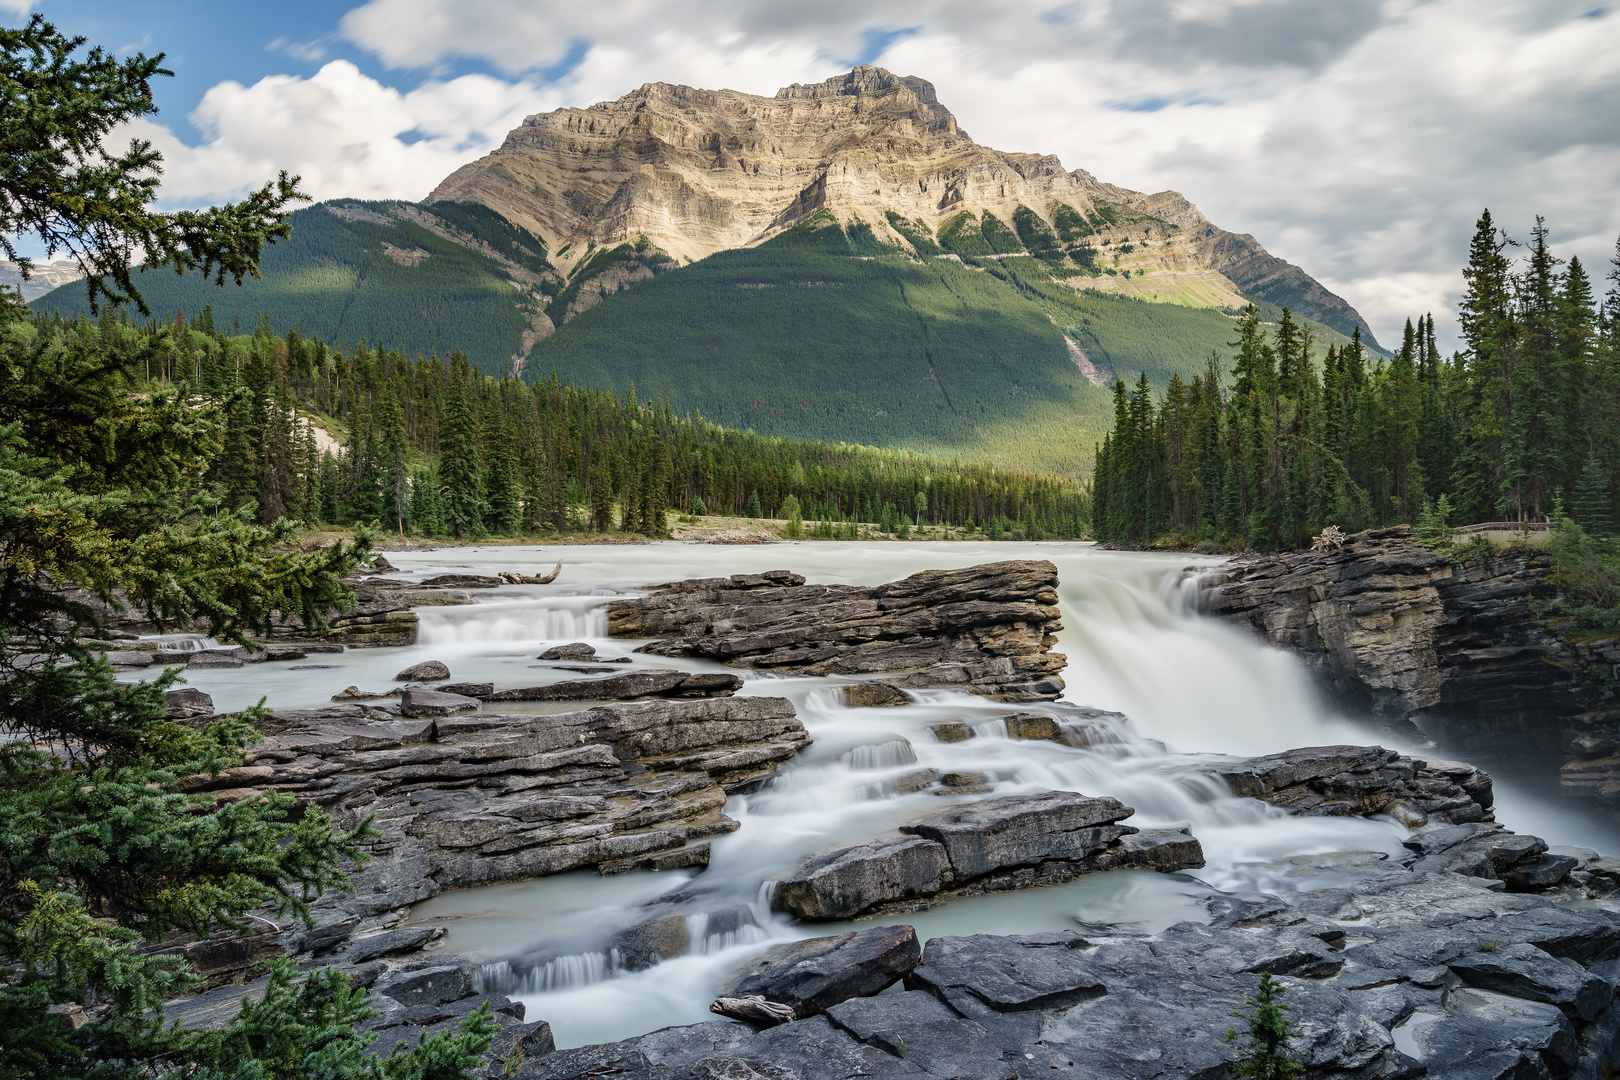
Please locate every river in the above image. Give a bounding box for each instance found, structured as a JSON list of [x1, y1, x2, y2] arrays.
[[152, 540, 1620, 1049]]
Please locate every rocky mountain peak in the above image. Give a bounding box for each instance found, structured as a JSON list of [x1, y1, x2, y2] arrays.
[[428, 67, 1378, 344]]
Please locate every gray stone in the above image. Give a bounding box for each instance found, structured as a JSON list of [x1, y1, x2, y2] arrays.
[[906, 933, 1104, 1013], [900, 791, 1135, 881], [395, 660, 451, 682], [539, 642, 597, 660], [398, 687, 480, 718], [607, 560, 1067, 701], [103, 650, 156, 667], [186, 650, 244, 669], [928, 722, 971, 743], [773, 836, 949, 920], [372, 964, 470, 1007], [437, 682, 494, 698], [417, 574, 503, 588], [164, 687, 215, 720], [722, 924, 921, 1017], [339, 925, 446, 963], [1450, 942, 1615, 1022], [844, 682, 910, 708]]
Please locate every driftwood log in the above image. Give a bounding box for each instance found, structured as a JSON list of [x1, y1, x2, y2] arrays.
[[499, 560, 562, 586], [709, 996, 796, 1027]]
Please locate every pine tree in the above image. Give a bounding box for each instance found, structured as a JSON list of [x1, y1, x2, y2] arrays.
[[438, 365, 485, 538], [1573, 452, 1614, 537]]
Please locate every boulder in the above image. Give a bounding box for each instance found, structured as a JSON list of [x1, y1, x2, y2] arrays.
[[772, 836, 949, 920], [1214, 744, 1493, 825], [900, 791, 1135, 881], [607, 560, 1067, 701], [1449, 942, 1615, 1023], [164, 687, 215, 721], [395, 660, 451, 682], [186, 650, 244, 669], [721, 925, 921, 1018], [928, 722, 972, 743], [539, 642, 597, 660], [398, 688, 481, 718], [844, 682, 910, 708], [103, 650, 156, 667]]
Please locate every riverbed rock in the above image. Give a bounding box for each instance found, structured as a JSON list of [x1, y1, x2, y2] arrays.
[[418, 574, 503, 589], [239, 695, 810, 964], [720, 925, 921, 1019], [164, 687, 215, 721], [539, 642, 597, 660], [844, 682, 910, 708], [512, 867, 1620, 1080], [901, 791, 1136, 880], [186, 649, 244, 669], [771, 836, 950, 920], [395, 660, 451, 682], [773, 792, 1203, 920], [1212, 744, 1494, 826], [606, 560, 1067, 701], [485, 670, 745, 702], [398, 687, 481, 718]]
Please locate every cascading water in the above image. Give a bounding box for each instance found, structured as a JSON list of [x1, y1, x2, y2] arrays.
[[166, 541, 1620, 1048]]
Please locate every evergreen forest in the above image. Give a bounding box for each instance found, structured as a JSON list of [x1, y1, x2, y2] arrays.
[[8, 305, 1090, 543], [1091, 213, 1620, 551]]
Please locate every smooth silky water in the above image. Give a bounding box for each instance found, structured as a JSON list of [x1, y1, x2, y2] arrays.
[[140, 541, 1620, 1048]]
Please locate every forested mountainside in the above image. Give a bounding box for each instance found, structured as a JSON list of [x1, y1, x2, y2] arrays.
[[1093, 213, 1620, 549], [9, 309, 1086, 541], [32, 65, 1380, 475]]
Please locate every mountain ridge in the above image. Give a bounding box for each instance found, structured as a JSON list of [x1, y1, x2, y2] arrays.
[[432, 65, 1378, 349]]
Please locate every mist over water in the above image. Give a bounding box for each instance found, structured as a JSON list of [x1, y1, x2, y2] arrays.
[[142, 541, 1620, 1047]]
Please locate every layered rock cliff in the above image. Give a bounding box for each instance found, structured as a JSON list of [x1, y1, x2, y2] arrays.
[[1191, 527, 1620, 810], [430, 66, 1376, 344]]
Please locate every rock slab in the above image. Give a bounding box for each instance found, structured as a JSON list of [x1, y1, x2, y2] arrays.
[[607, 560, 1067, 701], [721, 925, 921, 1018]]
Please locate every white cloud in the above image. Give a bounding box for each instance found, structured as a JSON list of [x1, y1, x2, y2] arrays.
[[126, 60, 554, 204], [124, 0, 1620, 352]]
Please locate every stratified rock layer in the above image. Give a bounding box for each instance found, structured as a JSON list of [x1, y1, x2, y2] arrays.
[[771, 792, 1202, 920], [607, 561, 1066, 701], [204, 696, 810, 961], [1191, 526, 1620, 810]]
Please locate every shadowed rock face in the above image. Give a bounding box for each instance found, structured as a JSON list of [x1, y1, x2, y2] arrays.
[[607, 560, 1066, 702], [720, 925, 922, 1019], [1211, 744, 1494, 827], [1190, 526, 1620, 811]]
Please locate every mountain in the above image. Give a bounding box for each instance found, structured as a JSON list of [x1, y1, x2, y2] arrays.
[[34, 67, 1381, 474], [3, 259, 86, 301]]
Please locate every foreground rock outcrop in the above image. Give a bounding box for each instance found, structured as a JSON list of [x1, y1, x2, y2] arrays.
[[607, 561, 1067, 701], [511, 866, 1620, 1079], [772, 792, 1203, 920]]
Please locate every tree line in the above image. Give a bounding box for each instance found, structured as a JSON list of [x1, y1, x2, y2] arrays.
[[19, 304, 1090, 541], [1092, 213, 1620, 548]]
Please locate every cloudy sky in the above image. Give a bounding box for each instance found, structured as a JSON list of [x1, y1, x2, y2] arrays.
[[10, 0, 1619, 351]]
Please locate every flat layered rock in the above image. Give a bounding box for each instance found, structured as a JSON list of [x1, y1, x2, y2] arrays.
[[240, 695, 810, 959], [485, 670, 744, 702], [773, 791, 1202, 920], [607, 560, 1067, 701], [1212, 744, 1493, 826]]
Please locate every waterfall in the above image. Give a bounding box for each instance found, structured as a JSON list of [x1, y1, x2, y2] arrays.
[[415, 596, 609, 645]]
